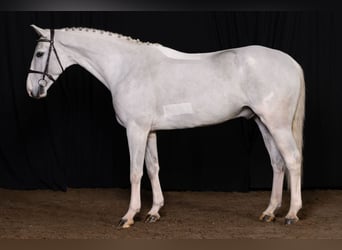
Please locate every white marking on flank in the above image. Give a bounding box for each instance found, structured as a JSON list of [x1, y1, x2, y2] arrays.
[[163, 103, 194, 117]]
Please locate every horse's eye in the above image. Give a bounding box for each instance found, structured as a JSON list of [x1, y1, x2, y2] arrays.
[[36, 52, 44, 58]]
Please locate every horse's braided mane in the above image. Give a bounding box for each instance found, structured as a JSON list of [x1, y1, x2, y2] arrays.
[[62, 27, 156, 45]]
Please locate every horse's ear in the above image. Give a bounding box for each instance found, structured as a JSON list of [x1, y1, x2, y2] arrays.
[[30, 24, 48, 37]]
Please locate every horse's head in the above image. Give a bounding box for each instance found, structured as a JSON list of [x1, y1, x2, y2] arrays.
[[27, 25, 65, 99]]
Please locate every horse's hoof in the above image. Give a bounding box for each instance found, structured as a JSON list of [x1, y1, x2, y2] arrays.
[[145, 214, 160, 223], [117, 218, 133, 229], [284, 218, 299, 225], [259, 214, 275, 222]]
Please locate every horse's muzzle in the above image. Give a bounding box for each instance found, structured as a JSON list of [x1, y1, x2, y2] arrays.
[[28, 86, 46, 99]]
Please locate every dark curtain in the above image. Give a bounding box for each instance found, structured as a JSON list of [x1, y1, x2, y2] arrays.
[[0, 12, 341, 191]]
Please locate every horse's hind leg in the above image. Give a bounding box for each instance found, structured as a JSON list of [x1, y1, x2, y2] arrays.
[[271, 128, 302, 224], [255, 117, 285, 222], [261, 119, 302, 224], [144, 132, 164, 223]]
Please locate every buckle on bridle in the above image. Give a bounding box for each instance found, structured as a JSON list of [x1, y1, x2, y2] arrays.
[[38, 78, 48, 87]]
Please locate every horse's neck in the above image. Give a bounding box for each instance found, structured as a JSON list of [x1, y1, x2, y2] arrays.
[[58, 30, 139, 90]]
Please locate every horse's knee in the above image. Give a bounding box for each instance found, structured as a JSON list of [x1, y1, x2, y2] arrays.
[[130, 170, 143, 184]]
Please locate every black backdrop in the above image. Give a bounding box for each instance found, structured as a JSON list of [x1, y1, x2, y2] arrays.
[[1, 11, 341, 191]]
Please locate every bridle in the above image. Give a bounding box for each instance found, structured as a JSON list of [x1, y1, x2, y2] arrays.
[[28, 29, 64, 94]]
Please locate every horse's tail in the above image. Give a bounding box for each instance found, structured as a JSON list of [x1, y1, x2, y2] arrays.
[[286, 64, 305, 189], [293, 66, 305, 166]]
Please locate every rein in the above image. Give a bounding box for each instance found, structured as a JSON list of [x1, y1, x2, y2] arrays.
[[28, 29, 64, 94]]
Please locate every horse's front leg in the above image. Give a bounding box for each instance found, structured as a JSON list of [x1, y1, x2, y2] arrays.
[[117, 122, 149, 229], [144, 132, 164, 223]]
